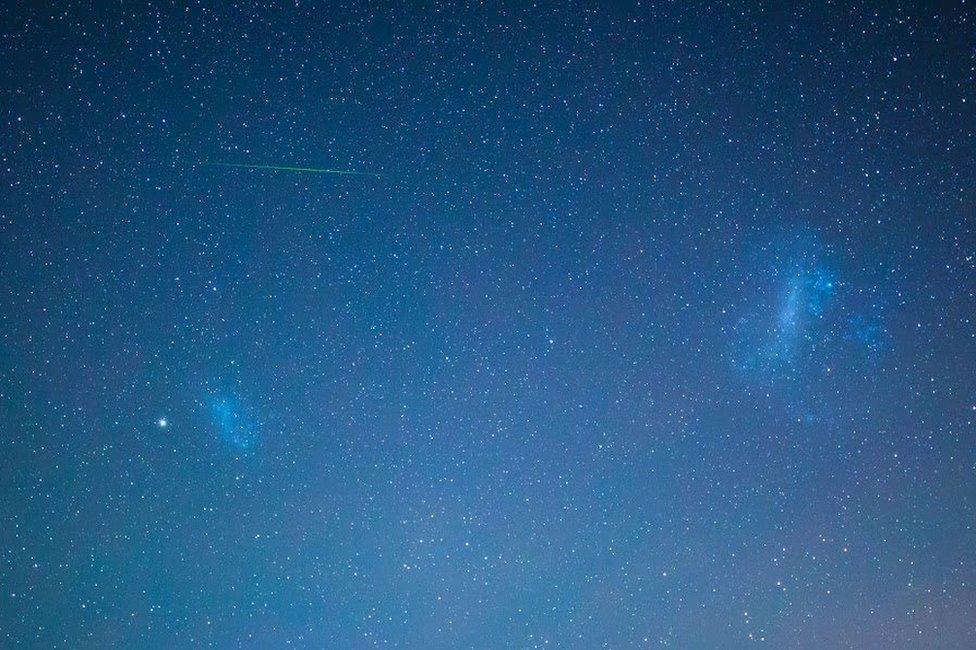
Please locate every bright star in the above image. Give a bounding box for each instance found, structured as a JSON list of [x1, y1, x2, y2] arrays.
[[157, 418, 168, 429]]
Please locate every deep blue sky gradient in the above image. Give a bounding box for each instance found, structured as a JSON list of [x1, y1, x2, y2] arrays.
[[1, 1, 974, 647]]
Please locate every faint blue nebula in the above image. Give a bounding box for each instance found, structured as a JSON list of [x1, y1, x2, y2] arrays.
[[731, 228, 891, 392], [767, 265, 838, 364], [735, 261, 838, 379], [209, 396, 259, 450]]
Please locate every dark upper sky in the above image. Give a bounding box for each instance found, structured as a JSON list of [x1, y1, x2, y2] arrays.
[[1, 1, 974, 647]]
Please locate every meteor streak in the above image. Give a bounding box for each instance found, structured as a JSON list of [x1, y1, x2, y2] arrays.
[[199, 162, 380, 176]]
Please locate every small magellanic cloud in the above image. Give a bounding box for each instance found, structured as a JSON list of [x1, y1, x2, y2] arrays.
[[209, 395, 259, 451]]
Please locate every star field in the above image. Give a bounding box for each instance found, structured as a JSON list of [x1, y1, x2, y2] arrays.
[[1, 1, 974, 647]]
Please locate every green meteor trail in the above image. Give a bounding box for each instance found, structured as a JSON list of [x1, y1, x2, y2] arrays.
[[199, 162, 380, 176]]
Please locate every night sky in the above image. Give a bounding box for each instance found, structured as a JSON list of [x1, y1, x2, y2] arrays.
[[2, 1, 975, 647]]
